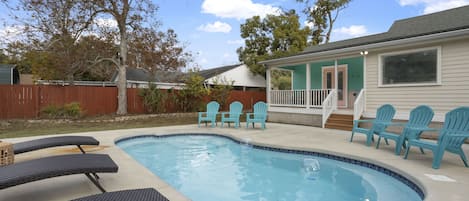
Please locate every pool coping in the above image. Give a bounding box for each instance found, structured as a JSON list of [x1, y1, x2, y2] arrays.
[[115, 132, 426, 200]]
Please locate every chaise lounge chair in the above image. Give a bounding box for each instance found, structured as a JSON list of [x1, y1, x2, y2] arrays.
[[13, 136, 100, 154], [72, 188, 169, 201], [0, 154, 118, 192]]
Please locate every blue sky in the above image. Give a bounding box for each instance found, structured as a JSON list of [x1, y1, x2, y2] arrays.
[[1, 0, 469, 70], [155, 0, 469, 69]]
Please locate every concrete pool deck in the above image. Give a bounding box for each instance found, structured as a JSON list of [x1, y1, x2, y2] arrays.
[[1, 123, 468, 201]]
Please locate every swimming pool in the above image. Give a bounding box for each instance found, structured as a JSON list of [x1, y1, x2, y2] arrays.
[[117, 134, 423, 201]]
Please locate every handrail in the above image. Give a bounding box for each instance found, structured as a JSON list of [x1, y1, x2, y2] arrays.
[[269, 89, 331, 108], [322, 89, 337, 128], [353, 89, 365, 121]]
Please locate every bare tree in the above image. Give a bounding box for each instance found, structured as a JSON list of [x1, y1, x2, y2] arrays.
[[93, 0, 159, 115], [297, 0, 351, 44]]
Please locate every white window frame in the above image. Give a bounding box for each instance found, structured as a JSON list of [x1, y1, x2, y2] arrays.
[[378, 46, 442, 87]]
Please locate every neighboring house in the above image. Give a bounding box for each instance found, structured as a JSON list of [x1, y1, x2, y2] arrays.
[[199, 64, 266, 91], [260, 6, 469, 128], [111, 68, 186, 89], [0, 64, 20, 85]]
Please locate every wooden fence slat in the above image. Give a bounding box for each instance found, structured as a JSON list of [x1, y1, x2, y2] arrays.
[[0, 85, 266, 119]]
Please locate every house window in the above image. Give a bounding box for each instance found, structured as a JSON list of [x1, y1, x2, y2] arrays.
[[380, 47, 440, 86]]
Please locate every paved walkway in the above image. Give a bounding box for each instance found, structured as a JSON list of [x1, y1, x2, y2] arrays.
[[1, 123, 468, 201]]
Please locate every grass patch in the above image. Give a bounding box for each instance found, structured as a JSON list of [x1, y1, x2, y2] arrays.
[[0, 115, 197, 139]]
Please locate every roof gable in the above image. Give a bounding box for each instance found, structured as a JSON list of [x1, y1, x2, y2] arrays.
[[198, 64, 240, 80]]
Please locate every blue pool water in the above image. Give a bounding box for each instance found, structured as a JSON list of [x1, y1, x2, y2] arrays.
[[117, 135, 423, 201]]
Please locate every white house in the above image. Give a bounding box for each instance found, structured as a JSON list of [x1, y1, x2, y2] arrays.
[[199, 64, 266, 91], [260, 6, 469, 129]]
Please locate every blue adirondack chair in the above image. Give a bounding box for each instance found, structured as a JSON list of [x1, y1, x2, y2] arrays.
[[404, 107, 469, 169], [198, 101, 220, 128], [246, 101, 267, 129], [350, 104, 396, 146], [221, 101, 243, 128], [376, 105, 435, 155]]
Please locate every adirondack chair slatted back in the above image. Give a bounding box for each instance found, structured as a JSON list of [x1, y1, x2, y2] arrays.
[[372, 104, 396, 133], [439, 107, 469, 150], [229, 101, 243, 118], [253, 102, 267, 119], [405, 105, 434, 140], [207, 101, 220, 118]]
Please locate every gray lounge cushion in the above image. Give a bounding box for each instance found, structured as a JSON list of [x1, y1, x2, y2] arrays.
[[13, 136, 99, 154], [0, 154, 118, 190], [71, 188, 169, 201]]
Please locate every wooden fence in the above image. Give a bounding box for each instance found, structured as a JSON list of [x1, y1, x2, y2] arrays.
[[0, 85, 266, 119]]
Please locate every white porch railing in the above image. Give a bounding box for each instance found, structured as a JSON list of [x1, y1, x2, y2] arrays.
[[322, 89, 337, 128], [270, 89, 331, 108], [353, 89, 365, 121]]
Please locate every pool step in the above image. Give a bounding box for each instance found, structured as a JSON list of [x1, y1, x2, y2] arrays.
[[325, 114, 354, 131]]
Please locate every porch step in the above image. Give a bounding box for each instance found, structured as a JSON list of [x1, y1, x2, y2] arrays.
[[325, 114, 353, 131]]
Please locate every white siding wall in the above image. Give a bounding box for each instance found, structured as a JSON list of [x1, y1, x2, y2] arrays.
[[364, 39, 469, 122], [205, 64, 266, 87]]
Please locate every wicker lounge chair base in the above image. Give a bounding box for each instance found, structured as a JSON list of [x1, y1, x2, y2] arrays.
[[0, 154, 118, 193], [71, 188, 169, 201], [13, 136, 100, 154]]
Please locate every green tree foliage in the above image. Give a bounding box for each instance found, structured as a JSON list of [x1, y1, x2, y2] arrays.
[[237, 10, 311, 76], [208, 77, 234, 109], [297, 0, 351, 45], [138, 83, 167, 113], [175, 70, 209, 112], [271, 70, 292, 90]]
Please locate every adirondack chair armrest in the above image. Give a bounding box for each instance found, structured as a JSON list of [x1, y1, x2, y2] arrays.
[[381, 122, 406, 127], [198, 112, 207, 117], [246, 113, 255, 118], [220, 112, 229, 117]]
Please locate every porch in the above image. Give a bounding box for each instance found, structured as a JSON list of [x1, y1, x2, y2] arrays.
[[265, 56, 366, 129]]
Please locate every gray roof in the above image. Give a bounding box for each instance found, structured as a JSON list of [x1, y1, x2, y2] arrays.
[[299, 5, 469, 55], [198, 64, 240, 80], [122, 68, 185, 83]]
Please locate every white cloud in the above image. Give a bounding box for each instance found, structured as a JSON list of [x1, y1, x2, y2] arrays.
[[399, 0, 469, 14], [334, 25, 368, 37], [331, 25, 368, 41], [227, 39, 244, 45], [201, 0, 281, 20], [197, 21, 232, 33], [94, 18, 118, 28], [0, 25, 24, 44]]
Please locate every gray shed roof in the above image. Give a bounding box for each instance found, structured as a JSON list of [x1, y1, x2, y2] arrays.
[[197, 64, 240, 80], [297, 5, 469, 55]]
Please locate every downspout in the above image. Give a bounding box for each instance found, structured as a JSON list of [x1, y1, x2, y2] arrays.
[[10, 67, 13, 85]]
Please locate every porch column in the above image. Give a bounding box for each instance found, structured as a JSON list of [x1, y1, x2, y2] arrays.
[[306, 63, 311, 109], [334, 59, 338, 110], [266, 67, 271, 107]]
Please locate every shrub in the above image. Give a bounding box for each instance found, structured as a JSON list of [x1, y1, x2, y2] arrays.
[[209, 76, 233, 109], [138, 83, 167, 113], [176, 70, 208, 112], [40, 102, 82, 119]]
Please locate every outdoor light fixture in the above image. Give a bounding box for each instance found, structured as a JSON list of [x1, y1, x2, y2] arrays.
[[360, 51, 368, 55]]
